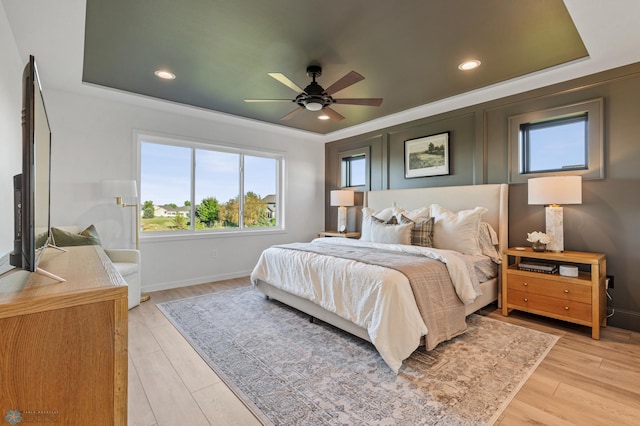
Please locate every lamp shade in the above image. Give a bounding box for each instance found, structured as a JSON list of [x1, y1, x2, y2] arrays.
[[103, 180, 138, 199], [528, 176, 582, 205], [330, 190, 354, 207]]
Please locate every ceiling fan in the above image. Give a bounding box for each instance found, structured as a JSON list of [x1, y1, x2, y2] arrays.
[[245, 65, 383, 121]]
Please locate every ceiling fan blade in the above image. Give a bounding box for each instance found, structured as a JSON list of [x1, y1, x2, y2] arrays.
[[322, 107, 345, 121], [333, 98, 383, 106], [281, 107, 304, 120], [268, 73, 304, 93], [324, 71, 365, 95], [244, 99, 294, 103]]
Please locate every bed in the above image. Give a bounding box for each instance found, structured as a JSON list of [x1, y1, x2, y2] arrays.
[[251, 183, 508, 373]]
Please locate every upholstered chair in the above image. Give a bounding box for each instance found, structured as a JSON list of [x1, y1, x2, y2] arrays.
[[50, 226, 141, 309]]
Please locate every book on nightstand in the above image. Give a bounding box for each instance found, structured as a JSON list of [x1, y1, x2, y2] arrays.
[[517, 261, 558, 274]]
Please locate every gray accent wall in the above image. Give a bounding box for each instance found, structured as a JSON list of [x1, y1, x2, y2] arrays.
[[326, 62, 640, 332]]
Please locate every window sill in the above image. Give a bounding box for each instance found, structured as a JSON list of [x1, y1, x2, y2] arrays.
[[140, 228, 286, 244]]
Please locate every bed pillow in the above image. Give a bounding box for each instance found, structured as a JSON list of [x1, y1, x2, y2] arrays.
[[478, 222, 501, 263], [370, 221, 412, 245], [392, 205, 431, 222], [397, 214, 434, 247], [430, 204, 487, 255], [51, 224, 102, 247], [360, 206, 395, 241]]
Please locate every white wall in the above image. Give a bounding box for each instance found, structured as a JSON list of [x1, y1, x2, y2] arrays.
[[0, 3, 23, 258], [45, 89, 325, 292]]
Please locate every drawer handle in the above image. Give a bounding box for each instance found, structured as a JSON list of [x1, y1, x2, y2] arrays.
[[524, 298, 528, 302], [564, 289, 569, 293], [565, 306, 570, 310], [523, 282, 528, 286]]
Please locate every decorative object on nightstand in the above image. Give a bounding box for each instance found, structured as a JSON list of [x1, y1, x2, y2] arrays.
[[528, 175, 582, 252], [502, 247, 606, 339], [330, 190, 355, 233], [526, 231, 550, 252]]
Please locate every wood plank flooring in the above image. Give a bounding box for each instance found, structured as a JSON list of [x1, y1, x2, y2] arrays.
[[128, 277, 640, 425]]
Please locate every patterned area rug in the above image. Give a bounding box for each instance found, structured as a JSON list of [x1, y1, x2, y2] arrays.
[[158, 287, 558, 425]]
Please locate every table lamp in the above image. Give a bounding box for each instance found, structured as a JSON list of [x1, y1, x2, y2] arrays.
[[528, 175, 582, 252], [330, 190, 355, 233]]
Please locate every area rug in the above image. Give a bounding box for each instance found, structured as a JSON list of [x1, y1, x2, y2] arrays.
[[158, 287, 558, 425]]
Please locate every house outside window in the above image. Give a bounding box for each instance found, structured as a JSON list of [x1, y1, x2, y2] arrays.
[[138, 133, 283, 234]]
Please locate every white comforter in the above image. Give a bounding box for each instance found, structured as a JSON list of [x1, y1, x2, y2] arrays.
[[250, 238, 480, 373]]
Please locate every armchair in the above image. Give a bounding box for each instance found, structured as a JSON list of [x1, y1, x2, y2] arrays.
[[51, 226, 141, 309]]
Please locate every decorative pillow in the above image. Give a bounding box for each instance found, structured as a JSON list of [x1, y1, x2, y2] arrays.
[[398, 214, 434, 247], [360, 206, 395, 241], [478, 222, 501, 263], [392, 204, 431, 222], [370, 221, 412, 245], [430, 204, 487, 255], [51, 225, 102, 247]]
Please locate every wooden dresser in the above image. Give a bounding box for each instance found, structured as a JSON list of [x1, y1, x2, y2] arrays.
[[502, 247, 606, 339], [0, 246, 128, 425]]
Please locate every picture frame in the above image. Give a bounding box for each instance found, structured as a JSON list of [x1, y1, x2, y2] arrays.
[[404, 132, 450, 178]]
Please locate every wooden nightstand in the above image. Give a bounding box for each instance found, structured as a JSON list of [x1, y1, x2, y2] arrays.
[[502, 247, 607, 339], [317, 231, 361, 239]]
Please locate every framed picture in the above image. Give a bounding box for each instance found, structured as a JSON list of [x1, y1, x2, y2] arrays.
[[404, 132, 450, 178]]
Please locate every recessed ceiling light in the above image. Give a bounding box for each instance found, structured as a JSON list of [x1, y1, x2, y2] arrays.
[[458, 60, 481, 71], [154, 69, 176, 80], [318, 114, 330, 120]]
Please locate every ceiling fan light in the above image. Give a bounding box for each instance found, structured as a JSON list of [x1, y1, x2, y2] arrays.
[[304, 100, 323, 111], [458, 60, 481, 71], [318, 114, 330, 120]]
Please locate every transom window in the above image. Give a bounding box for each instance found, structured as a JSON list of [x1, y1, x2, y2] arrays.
[[520, 113, 588, 174], [341, 154, 366, 187], [138, 133, 283, 234], [339, 147, 370, 189], [508, 98, 603, 183]]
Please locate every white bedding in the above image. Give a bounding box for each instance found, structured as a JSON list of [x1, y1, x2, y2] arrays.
[[250, 237, 483, 373]]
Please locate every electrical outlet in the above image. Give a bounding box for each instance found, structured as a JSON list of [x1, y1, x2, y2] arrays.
[[606, 274, 614, 289], [212, 249, 218, 258]]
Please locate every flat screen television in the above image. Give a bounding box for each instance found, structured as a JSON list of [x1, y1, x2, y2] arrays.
[[9, 55, 64, 281]]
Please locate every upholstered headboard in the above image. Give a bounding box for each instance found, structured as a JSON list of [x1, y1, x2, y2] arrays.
[[365, 184, 509, 254]]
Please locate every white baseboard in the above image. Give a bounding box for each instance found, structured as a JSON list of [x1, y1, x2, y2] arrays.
[[141, 270, 253, 293]]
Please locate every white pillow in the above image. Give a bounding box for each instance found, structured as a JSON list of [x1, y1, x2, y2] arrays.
[[370, 222, 412, 245], [431, 204, 487, 255], [361, 207, 395, 241], [392, 204, 431, 222], [478, 222, 501, 263]]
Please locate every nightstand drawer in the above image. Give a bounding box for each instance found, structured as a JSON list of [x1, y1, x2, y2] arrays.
[[506, 274, 591, 303], [508, 289, 592, 322]]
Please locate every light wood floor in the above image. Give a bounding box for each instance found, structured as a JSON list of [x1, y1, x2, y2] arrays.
[[128, 277, 640, 425]]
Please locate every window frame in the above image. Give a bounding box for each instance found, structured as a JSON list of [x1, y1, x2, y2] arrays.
[[136, 131, 285, 240], [508, 98, 604, 183]]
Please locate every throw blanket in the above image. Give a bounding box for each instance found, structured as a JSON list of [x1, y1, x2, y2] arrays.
[[280, 242, 466, 351]]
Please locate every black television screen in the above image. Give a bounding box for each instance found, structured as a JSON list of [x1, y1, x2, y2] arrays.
[[9, 55, 54, 275]]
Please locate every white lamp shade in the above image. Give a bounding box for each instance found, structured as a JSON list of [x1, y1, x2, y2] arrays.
[[528, 176, 582, 205], [330, 190, 355, 207], [103, 180, 138, 199]]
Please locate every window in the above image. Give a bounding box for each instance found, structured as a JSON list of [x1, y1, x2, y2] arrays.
[[138, 133, 283, 234], [520, 114, 587, 174], [508, 98, 603, 183], [340, 147, 370, 189]]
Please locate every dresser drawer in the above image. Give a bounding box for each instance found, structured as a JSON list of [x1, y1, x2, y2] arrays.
[[508, 289, 592, 323], [507, 273, 591, 304]]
